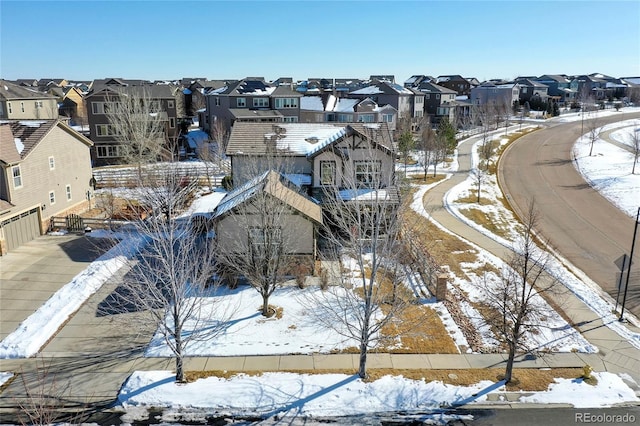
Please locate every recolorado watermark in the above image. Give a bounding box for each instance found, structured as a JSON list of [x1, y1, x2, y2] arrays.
[[575, 412, 635, 423]]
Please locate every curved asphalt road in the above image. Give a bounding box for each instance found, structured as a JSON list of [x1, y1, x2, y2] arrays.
[[499, 112, 640, 318]]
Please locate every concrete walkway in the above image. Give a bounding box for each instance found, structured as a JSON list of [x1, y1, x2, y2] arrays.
[[422, 125, 640, 385]]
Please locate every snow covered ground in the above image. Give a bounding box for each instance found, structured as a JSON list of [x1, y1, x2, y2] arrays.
[[2, 112, 640, 415], [117, 370, 638, 420], [573, 119, 640, 218]]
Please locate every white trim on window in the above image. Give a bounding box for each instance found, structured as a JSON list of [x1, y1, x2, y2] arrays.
[[11, 166, 22, 188], [48, 156, 55, 170], [49, 190, 56, 205], [66, 184, 72, 201]]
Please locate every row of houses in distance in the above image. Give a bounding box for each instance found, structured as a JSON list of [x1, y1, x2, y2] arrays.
[[2, 73, 639, 167]]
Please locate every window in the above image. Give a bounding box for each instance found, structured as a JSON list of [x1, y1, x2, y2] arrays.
[[95, 124, 119, 136], [35, 101, 43, 108], [415, 110, 423, 118], [20, 102, 25, 112], [169, 117, 176, 128], [66, 185, 72, 201], [253, 98, 269, 107], [167, 100, 175, 109], [357, 114, 375, 123], [415, 97, 423, 103], [282, 116, 298, 122], [274, 98, 298, 108], [48, 156, 55, 170], [354, 161, 381, 186], [12, 166, 22, 188], [7, 102, 12, 114], [320, 161, 336, 185], [96, 145, 120, 158], [92, 102, 104, 114], [338, 114, 352, 122], [382, 114, 394, 122], [49, 191, 56, 205], [236, 98, 246, 107], [436, 94, 440, 99], [249, 227, 282, 253], [215, 97, 220, 106]]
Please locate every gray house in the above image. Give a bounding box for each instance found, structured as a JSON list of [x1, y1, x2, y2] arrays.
[[348, 81, 424, 130], [470, 82, 520, 107], [299, 95, 397, 129], [0, 120, 94, 254]]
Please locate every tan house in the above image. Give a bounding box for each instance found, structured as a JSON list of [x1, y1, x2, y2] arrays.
[[60, 86, 89, 127], [0, 120, 94, 254], [212, 170, 323, 263], [0, 80, 59, 120]]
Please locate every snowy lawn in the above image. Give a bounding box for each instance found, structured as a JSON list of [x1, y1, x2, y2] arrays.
[[117, 370, 639, 418], [573, 119, 640, 218]]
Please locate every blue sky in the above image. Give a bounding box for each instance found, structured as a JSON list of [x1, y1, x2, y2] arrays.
[[1, 0, 639, 83]]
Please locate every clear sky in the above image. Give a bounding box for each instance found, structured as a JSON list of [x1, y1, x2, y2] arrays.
[[1, 0, 639, 83]]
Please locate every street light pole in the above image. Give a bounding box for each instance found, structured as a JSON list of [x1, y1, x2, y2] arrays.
[[619, 207, 640, 322]]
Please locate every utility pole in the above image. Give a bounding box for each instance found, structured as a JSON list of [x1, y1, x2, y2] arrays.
[[619, 207, 640, 322]]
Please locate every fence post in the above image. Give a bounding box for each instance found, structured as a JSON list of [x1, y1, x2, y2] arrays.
[[436, 274, 448, 301]]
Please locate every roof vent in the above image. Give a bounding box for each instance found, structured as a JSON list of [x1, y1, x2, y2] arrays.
[[305, 136, 319, 144]]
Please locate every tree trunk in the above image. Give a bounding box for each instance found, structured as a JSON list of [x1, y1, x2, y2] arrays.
[[504, 343, 516, 384], [175, 327, 184, 382], [261, 292, 270, 317], [358, 338, 368, 379], [633, 159, 637, 175], [477, 181, 481, 203]]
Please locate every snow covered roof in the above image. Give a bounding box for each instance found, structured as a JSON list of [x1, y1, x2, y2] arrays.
[[226, 122, 393, 158], [212, 170, 322, 223], [300, 96, 324, 111], [338, 187, 400, 204]]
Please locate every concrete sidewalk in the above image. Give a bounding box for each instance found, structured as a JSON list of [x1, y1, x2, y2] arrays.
[[423, 125, 640, 385]]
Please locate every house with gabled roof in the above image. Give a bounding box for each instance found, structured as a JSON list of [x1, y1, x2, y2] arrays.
[[0, 80, 59, 120], [212, 169, 323, 264], [348, 81, 424, 130], [414, 81, 458, 124], [204, 78, 302, 134], [225, 122, 397, 203], [435, 75, 473, 97], [299, 95, 397, 129], [0, 119, 93, 254], [85, 78, 179, 166]]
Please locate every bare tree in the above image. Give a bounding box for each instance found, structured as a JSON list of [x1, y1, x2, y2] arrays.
[[213, 153, 309, 317], [106, 87, 169, 176], [304, 134, 416, 379], [210, 117, 230, 158], [630, 123, 640, 174], [586, 115, 602, 156], [470, 167, 488, 203], [479, 202, 562, 383], [417, 121, 437, 179], [103, 166, 232, 382], [95, 187, 118, 231]]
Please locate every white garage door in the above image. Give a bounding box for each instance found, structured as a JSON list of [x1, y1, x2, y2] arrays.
[[1, 208, 41, 252]]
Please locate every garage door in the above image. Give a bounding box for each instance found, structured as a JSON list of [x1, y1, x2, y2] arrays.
[[1, 208, 41, 252]]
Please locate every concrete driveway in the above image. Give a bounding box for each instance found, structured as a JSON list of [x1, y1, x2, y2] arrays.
[[0, 235, 108, 341]]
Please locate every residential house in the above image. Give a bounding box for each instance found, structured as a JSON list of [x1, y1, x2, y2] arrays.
[[570, 75, 609, 100], [212, 170, 323, 266], [299, 95, 397, 129], [470, 82, 520, 107], [204, 78, 302, 134], [59, 86, 89, 128], [435, 75, 474, 97], [535, 75, 576, 106], [0, 80, 59, 120], [513, 78, 549, 104], [85, 78, 179, 166], [348, 81, 424, 130], [403, 75, 435, 89], [414, 81, 458, 125], [225, 121, 397, 200], [12, 79, 39, 88], [370, 75, 395, 83], [0, 120, 94, 255]]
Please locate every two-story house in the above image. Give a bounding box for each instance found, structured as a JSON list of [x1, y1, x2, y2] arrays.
[[414, 81, 458, 125], [348, 81, 423, 131], [85, 78, 179, 166], [0, 120, 94, 254], [435, 75, 474, 97], [219, 122, 397, 260], [0, 80, 59, 120], [514, 78, 549, 104], [470, 82, 520, 108], [535, 75, 576, 106], [299, 95, 397, 129], [204, 78, 303, 134]]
